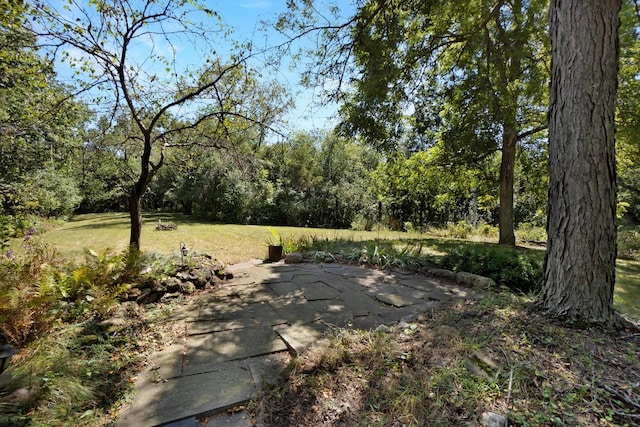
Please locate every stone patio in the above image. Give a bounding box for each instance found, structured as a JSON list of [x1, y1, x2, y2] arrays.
[[117, 260, 477, 426]]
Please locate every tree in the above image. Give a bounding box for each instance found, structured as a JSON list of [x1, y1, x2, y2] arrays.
[[539, 0, 621, 326], [616, 0, 640, 222], [1, 1, 87, 220], [279, 0, 549, 245], [33, 0, 289, 250]]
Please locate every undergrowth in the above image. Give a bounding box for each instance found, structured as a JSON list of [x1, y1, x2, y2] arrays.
[[295, 235, 544, 293], [0, 233, 182, 425], [441, 245, 544, 293], [255, 294, 640, 426]]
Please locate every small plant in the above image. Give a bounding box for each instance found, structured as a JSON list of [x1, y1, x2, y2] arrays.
[[265, 226, 284, 247]]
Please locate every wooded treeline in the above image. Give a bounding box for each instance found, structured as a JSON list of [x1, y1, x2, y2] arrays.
[[0, 0, 639, 240]]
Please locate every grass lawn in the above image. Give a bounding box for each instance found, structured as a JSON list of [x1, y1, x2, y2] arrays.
[[4, 213, 639, 426], [39, 212, 429, 263], [36, 212, 640, 320]]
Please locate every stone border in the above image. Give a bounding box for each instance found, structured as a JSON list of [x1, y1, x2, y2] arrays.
[[427, 268, 497, 289], [285, 251, 497, 290]]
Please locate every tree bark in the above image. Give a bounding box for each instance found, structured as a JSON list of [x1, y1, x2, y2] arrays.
[[128, 188, 143, 251], [128, 134, 156, 251], [540, 0, 620, 326], [499, 127, 517, 246]]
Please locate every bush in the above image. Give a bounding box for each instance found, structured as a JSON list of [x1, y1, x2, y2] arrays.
[[618, 226, 640, 260], [441, 245, 544, 293], [448, 220, 475, 239], [516, 222, 547, 242]]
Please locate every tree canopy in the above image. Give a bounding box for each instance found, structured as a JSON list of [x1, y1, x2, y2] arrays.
[[31, 0, 291, 250]]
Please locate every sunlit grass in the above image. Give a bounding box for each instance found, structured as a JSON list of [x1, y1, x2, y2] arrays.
[[41, 212, 428, 264], [614, 259, 640, 320], [37, 212, 640, 319]]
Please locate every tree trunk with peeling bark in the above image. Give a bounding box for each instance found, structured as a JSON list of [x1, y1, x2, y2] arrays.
[[540, 0, 621, 326]]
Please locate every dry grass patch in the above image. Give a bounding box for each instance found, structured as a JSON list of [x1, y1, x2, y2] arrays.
[[255, 293, 640, 426]]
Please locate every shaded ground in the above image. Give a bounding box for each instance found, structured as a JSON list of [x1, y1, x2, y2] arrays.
[[117, 260, 477, 426], [255, 293, 640, 426]]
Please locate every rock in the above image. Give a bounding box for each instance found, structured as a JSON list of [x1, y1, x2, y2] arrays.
[[202, 267, 214, 281], [5, 388, 34, 403], [479, 411, 508, 427], [151, 283, 166, 293], [136, 278, 153, 290], [145, 292, 162, 304], [190, 273, 207, 289], [181, 281, 196, 294], [162, 277, 182, 292], [471, 350, 499, 371], [456, 271, 497, 289], [176, 271, 191, 281], [285, 252, 304, 264], [127, 287, 143, 299], [100, 316, 128, 333], [426, 268, 457, 281], [135, 288, 151, 303], [464, 359, 489, 379], [161, 292, 180, 301], [374, 324, 390, 333], [324, 256, 334, 263]]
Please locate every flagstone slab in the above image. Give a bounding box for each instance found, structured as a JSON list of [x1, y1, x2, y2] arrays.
[[323, 277, 362, 293], [350, 314, 387, 330], [274, 322, 329, 356], [202, 409, 253, 427], [398, 277, 442, 292], [267, 281, 305, 298], [290, 273, 328, 285], [246, 352, 291, 388], [298, 281, 341, 301], [118, 366, 255, 427], [270, 298, 333, 324], [137, 343, 185, 384], [183, 326, 287, 375], [187, 318, 259, 335], [235, 284, 280, 303], [375, 290, 424, 307], [336, 290, 384, 316]]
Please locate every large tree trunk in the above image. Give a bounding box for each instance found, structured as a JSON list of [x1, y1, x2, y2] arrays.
[[540, 0, 620, 325], [499, 127, 517, 246]]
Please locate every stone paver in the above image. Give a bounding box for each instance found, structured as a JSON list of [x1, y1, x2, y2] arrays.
[[118, 260, 477, 426]]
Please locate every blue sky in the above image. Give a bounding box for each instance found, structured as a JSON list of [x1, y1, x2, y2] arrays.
[[212, 0, 346, 133], [47, 0, 350, 135]]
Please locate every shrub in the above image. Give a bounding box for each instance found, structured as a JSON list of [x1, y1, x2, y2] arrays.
[[618, 226, 640, 260], [440, 245, 544, 293], [516, 222, 547, 243], [478, 223, 499, 238], [447, 220, 475, 239]]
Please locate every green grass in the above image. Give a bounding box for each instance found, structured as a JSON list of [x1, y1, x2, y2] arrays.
[[38, 212, 437, 264], [32, 213, 640, 320], [614, 259, 640, 319]]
